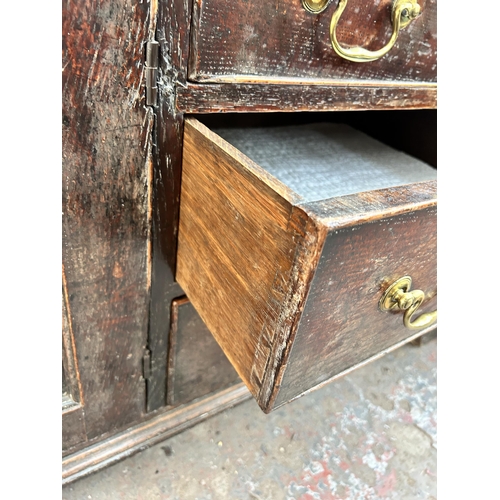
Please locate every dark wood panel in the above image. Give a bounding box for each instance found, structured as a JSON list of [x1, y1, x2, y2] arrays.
[[62, 384, 250, 485], [189, 0, 436, 83], [62, 267, 83, 407], [62, 267, 87, 452], [146, 0, 193, 411], [260, 182, 437, 411], [155, 0, 193, 272], [274, 203, 437, 408], [62, 0, 152, 441], [177, 83, 436, 113], [63, 404, 87, 452], [167, 297, 241, 406]]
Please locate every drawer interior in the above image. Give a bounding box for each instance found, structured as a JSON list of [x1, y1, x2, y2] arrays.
[[213, 122, 436, 202], [197, 109, 437, 167]]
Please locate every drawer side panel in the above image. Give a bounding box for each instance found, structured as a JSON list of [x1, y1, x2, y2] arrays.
[[177, 120, 303, 395]]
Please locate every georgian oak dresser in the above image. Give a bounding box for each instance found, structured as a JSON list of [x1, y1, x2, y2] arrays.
[[62, 0, 437, 483]]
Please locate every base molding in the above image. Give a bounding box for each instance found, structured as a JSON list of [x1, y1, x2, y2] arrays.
[[62, 383, 250, 485]]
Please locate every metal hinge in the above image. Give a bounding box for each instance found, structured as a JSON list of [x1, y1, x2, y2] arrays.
[[143, 348, 152, 380], [145, 40, 159, 106]]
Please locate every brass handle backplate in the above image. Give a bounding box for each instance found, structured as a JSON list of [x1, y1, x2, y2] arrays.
[[379, 276, 437, 331], [302, 0, 422, 63]]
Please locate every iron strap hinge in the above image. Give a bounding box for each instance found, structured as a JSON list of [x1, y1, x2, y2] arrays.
[[145, 40, 159, 106]]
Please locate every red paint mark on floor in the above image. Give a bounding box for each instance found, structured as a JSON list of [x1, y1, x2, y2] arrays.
[[401, 411, 414, 424], [376, 468, 397, 497], [339, 461, 350, 472]]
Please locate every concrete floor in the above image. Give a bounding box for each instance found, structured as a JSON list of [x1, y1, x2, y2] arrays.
[[63, 334, 436, 500]]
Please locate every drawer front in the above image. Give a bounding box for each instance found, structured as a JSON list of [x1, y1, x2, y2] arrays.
[[273, 205, 437, 408], [189, 0, 437, 83], [177, 119, 437, 412]]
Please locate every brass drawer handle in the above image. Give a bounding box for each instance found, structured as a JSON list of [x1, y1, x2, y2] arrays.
[[302, 0, 422, 63], [379, 276, 437, 331]]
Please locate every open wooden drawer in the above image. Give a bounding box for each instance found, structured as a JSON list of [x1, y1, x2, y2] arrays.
[[177, 118, 437, 412]]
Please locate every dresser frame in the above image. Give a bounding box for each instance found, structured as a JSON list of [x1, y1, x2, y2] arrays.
[[62, 0, 436, 483]]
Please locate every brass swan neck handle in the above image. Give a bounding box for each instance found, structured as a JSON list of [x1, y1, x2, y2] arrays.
[[379, 276, 437, 331], [302, 0, 422, 63]]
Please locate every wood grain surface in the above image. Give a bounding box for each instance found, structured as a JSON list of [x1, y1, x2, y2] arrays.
[[62, 265, 87, 451], [177, 119, 310, 397], [177, 82, 436, 113], [189, 0, 437, 83], [62, 0, 152, 450], [146, 0, 193, 412], [273, 188, 437, 408], [62, 265, 83, 407]]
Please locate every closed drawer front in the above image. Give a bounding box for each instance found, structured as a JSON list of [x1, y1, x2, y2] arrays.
[[189, 0, 437, 83], [177, 118, 437, 412]]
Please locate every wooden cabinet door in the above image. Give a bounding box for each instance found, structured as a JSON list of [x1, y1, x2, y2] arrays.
[[62, 0, 154, 455]]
